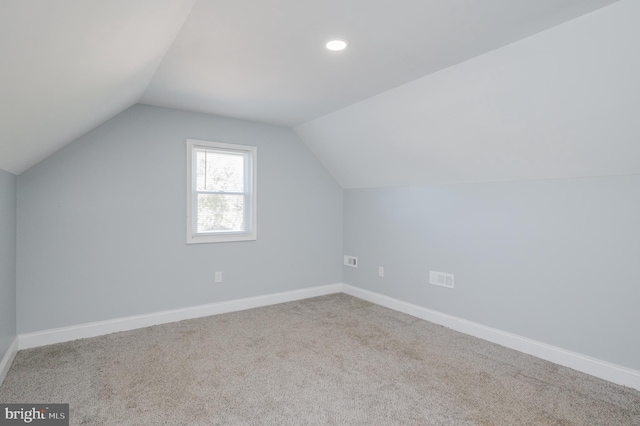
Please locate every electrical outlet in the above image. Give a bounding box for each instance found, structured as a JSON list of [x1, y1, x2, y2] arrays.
[[378, 266, 384, 277], [429, 270, 454, 289], [344, 255, 358, 268], [215, 271, 222, 283]]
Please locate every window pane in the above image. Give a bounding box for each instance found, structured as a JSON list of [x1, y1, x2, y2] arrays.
[[196, 194, 245, 233], [196, 150, 245, 192]]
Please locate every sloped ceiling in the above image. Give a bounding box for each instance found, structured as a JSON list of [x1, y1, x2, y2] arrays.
[[0, 0, 197, 175], [140, 0, 619, 127], [295, 0, 640, 187], [0, 0, 626, 178]]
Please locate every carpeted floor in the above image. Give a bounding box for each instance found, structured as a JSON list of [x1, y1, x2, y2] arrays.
[[1, 293, 639, 425]]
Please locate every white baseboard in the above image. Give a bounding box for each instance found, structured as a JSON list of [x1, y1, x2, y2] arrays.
[[342, 284, 640, 391], [18, 283, 343, 350], [0, 337, 19, 386], [14, 282, 640, 392]]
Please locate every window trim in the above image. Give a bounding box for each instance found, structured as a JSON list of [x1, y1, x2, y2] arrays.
[[186, 139, 257, 244]]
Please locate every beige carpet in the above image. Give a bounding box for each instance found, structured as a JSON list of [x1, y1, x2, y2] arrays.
[[1, 293, 639, 425]]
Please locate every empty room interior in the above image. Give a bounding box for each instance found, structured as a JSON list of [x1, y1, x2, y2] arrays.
[[1, 0, 639, 424]]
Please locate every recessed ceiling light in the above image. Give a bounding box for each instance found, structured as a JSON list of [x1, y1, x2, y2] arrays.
[[326, 39, 348, 51]]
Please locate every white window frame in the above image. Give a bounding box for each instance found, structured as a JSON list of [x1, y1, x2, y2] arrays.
[[186, 139, 257, 244]]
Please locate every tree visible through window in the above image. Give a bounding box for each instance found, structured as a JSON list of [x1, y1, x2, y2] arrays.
[[187, 139, 257, 243]]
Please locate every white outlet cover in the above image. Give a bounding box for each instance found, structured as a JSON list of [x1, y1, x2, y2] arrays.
[[429, 270, 454, 289], [344, 255, 358, 268]]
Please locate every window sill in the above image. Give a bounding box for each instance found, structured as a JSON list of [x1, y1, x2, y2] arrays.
[[186, 233, 257, 244]]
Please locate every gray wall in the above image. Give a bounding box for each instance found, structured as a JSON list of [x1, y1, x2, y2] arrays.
[[343, 176, 640, 371], [16, 104, 343, 334], [0, 169, 17, 360]]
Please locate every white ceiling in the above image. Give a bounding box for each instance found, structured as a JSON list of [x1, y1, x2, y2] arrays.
[[0, 0, 625, 177], [140, 0, 620, 127], [0, 0, 196, 175], [296, 0, 640, 187]]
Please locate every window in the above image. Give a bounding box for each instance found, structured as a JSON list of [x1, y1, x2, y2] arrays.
[[186, 139, 257, 244]]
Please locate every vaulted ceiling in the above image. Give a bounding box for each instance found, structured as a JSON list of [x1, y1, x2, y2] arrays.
[[1, 0, 632, 185]]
